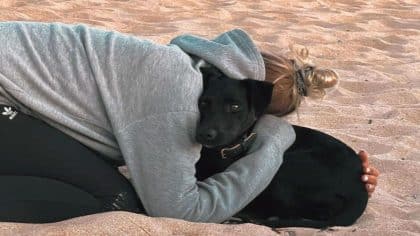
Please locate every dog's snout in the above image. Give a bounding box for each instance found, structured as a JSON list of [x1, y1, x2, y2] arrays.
[[204, 129, 217, 141], [197, 128, 218, 142], [196, 126, 224, 147]]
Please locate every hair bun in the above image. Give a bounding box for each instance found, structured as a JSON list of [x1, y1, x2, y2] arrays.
[[312, 69, 339, 88], [262, 45, 340, 116], [304, 68, 339, 99], [288, 44, 339, 99]]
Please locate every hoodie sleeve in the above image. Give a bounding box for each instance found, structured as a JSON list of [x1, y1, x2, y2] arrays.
[[116, 113, 295, 223]]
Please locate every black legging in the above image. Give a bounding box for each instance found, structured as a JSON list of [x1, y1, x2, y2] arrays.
[[0, 105, 143, 223]]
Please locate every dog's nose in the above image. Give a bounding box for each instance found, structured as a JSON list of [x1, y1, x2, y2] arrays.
[[203, 129, 217, 141]]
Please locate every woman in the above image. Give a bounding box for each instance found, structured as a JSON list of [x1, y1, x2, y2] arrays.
[[261, 46, 379, 197], [0, 22, 378, 223]]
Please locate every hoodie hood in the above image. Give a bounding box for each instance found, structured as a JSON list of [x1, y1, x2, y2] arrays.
[[170, 29, 265, 81]]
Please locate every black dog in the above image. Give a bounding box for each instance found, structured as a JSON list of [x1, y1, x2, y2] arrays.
[[196, 66, 272, 149], [195, 66, 368, 228]]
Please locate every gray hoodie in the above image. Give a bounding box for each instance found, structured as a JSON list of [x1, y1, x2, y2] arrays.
[[0, 22, 295, 222]]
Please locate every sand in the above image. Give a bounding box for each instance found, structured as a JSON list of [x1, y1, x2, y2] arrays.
[[0, 0, 419, 235]]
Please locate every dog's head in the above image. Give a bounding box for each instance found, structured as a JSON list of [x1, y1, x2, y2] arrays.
[[196, 66, 273, 148]]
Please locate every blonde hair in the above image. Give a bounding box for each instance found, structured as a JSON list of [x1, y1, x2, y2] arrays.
[[262, 45, 339, 116]]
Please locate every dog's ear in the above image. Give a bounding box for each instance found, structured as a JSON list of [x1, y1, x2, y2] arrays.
[[200, 66, 222, 89], [244, 79, 274, 117], [200, 66, 214, 89], [200, 66, 214, 78], [200, 66, 223, 79]]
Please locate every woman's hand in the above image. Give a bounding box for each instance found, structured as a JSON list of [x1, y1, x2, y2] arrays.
[[359, 150, 380, 198]]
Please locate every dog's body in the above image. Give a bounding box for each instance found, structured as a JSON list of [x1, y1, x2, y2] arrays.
[[195, 66, 368, 228]]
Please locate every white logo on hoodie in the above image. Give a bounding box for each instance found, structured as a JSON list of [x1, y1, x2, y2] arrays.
[[2, 107, 18, 120]]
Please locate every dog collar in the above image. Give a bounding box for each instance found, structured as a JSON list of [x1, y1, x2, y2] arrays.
[[220, 132, 257, 159]]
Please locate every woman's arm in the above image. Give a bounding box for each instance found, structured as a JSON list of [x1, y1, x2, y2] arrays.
[[116, 113, 295, 223]]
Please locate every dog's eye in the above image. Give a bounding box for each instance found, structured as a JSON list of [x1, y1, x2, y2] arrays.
[[230, 104, 241, 113]]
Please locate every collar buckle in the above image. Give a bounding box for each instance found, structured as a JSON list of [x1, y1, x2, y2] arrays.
[[220, 132, 257, 159]]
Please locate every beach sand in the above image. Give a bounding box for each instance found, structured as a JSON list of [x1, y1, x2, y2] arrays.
[[0, 0, 419, 235]]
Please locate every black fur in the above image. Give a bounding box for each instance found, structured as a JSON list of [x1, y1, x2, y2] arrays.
[[196, 66, 368, 228], [196, 66, 273, 149]]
